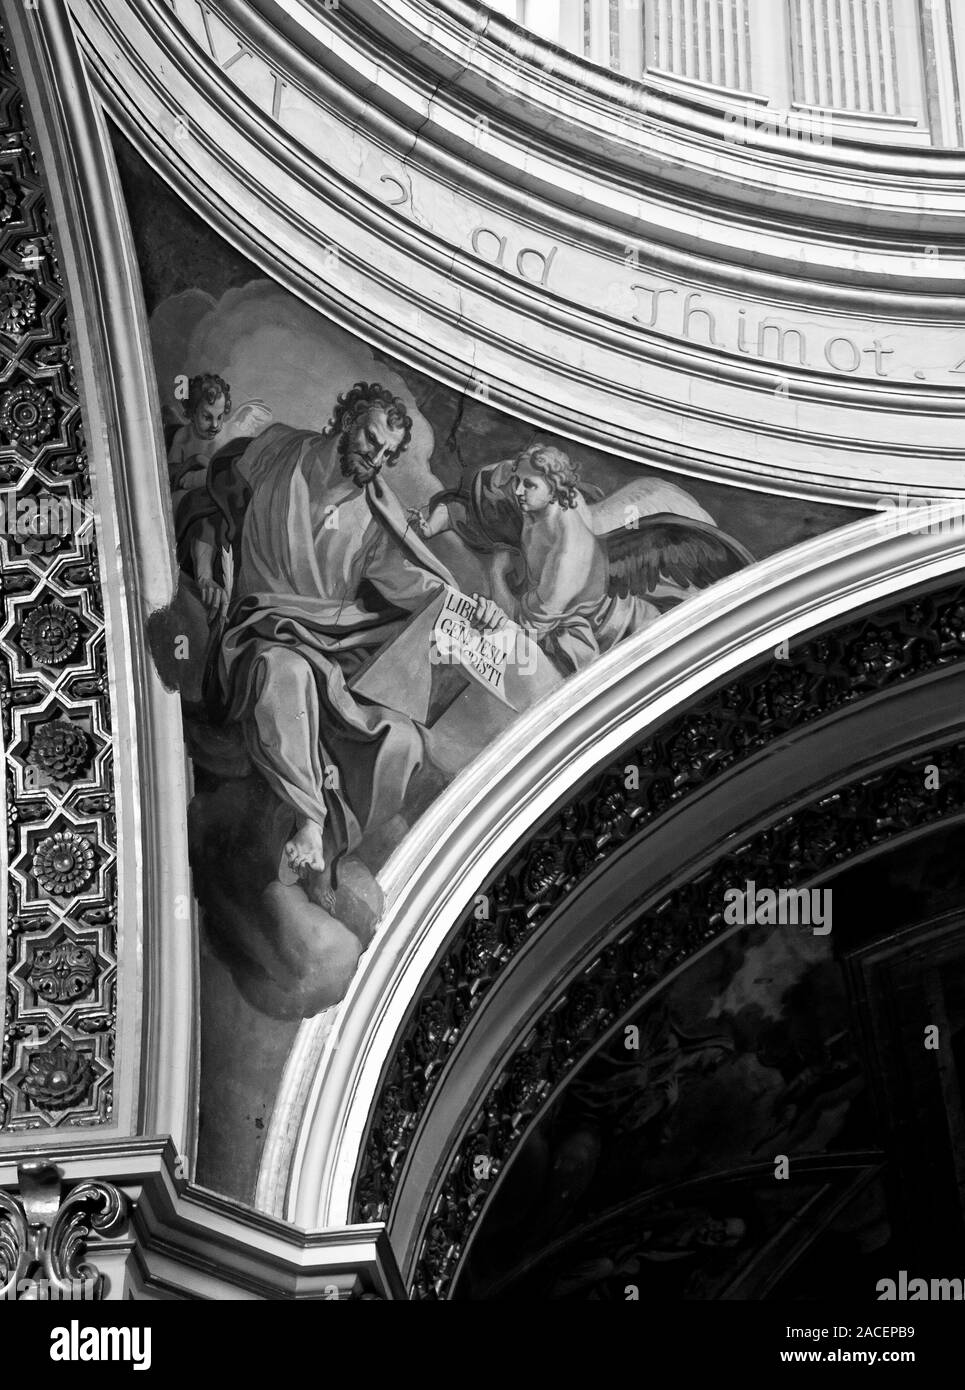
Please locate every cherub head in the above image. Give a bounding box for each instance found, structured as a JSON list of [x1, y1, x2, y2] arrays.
[[186, 373, 231, 441], [326, 382, 413, 487], [512, 443, 581, 515]]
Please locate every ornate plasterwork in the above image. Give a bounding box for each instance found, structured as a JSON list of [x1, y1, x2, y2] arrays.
[[406, 737, 965, 1298], [409, 737, 964, 1294], [348, 577, 965, 1268], [0, 1159, 125, 1300], [0, 1139, 405, 1298], [0, 22, 116, 1132]]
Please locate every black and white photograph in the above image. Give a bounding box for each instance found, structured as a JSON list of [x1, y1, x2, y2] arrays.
[[1, 0, 964, 1365]]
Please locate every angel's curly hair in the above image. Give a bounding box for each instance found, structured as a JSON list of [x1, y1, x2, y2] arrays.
[[514, 443, 581, 509], [186, 373, 231, 416], [324, 382, 413, 463]]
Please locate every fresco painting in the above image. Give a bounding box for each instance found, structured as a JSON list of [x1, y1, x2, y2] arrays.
[[114, 136, 858, 1043]]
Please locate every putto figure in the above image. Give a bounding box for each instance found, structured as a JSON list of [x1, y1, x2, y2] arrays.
[[167, 373, 271, 511], [167, 373, 232, 500], [416, 442, 753, 674]]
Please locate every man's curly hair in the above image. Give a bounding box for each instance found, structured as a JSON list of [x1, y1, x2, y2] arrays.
[[325, 381, 413, 463], [514, 443, 581, 508], [186, 372, 231, 417]]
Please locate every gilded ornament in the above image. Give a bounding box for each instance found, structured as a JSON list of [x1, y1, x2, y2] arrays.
[[0, 382, 56, 447], [18, 603, 79, 663], [31, 829, 95, 896], [28, 719, 91, 779]]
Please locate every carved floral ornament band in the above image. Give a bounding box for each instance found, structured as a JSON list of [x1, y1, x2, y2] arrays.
[[0, 23, 116, 1131], [348, 579, 965, 1294], [410, 738, 965, 1299]]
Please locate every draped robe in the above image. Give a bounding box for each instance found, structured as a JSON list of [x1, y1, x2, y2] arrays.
[[178, 423, 454, 871]]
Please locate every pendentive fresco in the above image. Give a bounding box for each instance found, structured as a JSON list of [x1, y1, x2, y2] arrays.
[[116, 137, 856, 1036]]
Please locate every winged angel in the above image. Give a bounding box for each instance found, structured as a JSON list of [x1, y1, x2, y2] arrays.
[[415, 444, 754, 674]]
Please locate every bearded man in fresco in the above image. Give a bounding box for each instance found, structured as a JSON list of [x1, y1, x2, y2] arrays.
[[177, 381, 455, 882]]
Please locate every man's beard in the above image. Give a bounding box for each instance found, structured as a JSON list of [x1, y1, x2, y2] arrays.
[[338, 433, 382, 485]]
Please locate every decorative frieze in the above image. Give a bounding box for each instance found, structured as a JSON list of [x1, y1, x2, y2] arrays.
[[0, 21, 116, 1132]]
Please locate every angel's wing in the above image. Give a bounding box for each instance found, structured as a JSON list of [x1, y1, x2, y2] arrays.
[[222, 399, 273, 443], [164, 399, 189, 430], [589, 477, 716, 536], [605, 513, 754, 601]]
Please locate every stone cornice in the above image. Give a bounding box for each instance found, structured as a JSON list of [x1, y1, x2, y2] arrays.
[[60, 0, 965, 494], [288, 0, 965, 235], [0, 1139, 403, 1298]]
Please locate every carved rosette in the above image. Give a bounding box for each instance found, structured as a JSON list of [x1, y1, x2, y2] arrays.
[[30, 830, 95, 897], [0, 168, 18, 223], [22, 1039, 95, 1110], [17, 491, 71, 558], [0, 382, 56, 447], [0, 272, 36, 336], [0, 24, 114, 1131], [27, 941, 99, 1004], [17, 603, 80, 664], [28, 719, 91, 779]]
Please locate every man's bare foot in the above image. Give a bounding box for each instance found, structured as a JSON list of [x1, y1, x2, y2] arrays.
[[284, 820, 326, 876]]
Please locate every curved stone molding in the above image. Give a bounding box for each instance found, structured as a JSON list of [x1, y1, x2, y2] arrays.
[[0, 18, 118, 1135], [63, 0, 965, 495], [356, 576, 965, 1231], [4, 2, 197, 1152], [273, 513, 965, 1230], [357, 578, 965, 1265], [407, 738, 965, 1298]]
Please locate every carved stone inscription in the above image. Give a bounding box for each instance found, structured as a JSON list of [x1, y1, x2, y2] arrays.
[[164, 0, 965, 389]]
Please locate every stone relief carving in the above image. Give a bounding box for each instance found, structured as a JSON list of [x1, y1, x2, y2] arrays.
[[0, 23, 115, 1132], [0, 1160, 125, 1300]]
